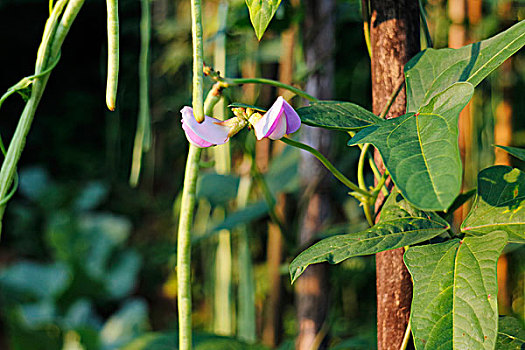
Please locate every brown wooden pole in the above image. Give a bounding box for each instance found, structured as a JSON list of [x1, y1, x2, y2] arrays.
[[369, 1, 419, 349]]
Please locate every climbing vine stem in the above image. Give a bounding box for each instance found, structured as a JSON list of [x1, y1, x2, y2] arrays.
[[177, 0, 215, 341], [0, 0, 84, 238]]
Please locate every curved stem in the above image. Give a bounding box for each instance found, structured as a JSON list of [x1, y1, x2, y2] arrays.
[[280, 137, 370, 197], [379, 78, 405, 119], [357, 143, 370, 190], [222, 77, 318, 102], [361, 0, 372, 59], [0, 0, 84, 238], [399, 320, 412, 350], [363, 201, 375, 227], [418, 0, 433, 49]]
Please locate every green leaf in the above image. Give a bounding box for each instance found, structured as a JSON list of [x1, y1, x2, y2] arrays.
[[404, 232, 507, 350], [196, 173, 240, 206], [245, 0, 282, 40], [495, 145, 525, 162], [122, 332, 268, 350], [349, 82, 474, 211], [265, 145, 299, 195], [496, 316, 525, 349], [192, 201, 269, 244], [289, 193, 449, 284], [461, 166, 525, 243], [296, 101, 382, 131], [405, 20, 525, 111], [100, 299, 149, 349], [0, 261, 71, 301]]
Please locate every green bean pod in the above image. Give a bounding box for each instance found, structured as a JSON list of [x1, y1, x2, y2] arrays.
[[106, 0, 119, 111]]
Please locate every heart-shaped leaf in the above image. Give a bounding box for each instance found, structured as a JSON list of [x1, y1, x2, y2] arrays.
[[405, 20, 525, 111], [404, 232, 507, 350], [245, 0, 282, 40], [296, 101, 382, 131], [496, 316, 525, 349], [461, 165, 525, 243], [349, 82, 474, 211], [289, 192, 449, 284], [495, 145, 525, 162]]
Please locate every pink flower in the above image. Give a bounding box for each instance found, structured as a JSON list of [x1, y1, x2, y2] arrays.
[[180, 106, 231, 148], [252, 96, 301, 140]]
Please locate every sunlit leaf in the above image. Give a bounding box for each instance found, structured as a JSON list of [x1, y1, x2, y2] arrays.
[[405, 20, 525, 111], [404, 232, 507, 350], [495, 145, 525, 162], [461, 166, 525, 243], [245, 0, 282, 40], [496, 316, 525, 349], [289, 193, 449, 284], [296, 101, 382, 131], [349, 83, 474, 210]]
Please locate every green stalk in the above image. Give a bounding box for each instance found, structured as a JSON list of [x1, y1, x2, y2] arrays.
[[280, 137, 370, 197], [177, 143, 201, 350], [222, 77, 318, 102], [357, 143, 370, 191], [191, 0, 205, 123], [177, 0, 207, 346], [0, 0, 84, 237], [418, 0, 433, 49], [379, 79, 405, 119], [399, 321, 412, 350], [129, 0, 152, 187], [361, 0, 372, 59]]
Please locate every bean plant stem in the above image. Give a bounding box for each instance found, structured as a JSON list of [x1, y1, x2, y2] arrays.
[[419, 0, 433, 49], [280, 137, 370, 197], [176, 144, 201, 350], [361, 0, 372, 59], [0, 0, 84, 237], [379, 78, 405, 119], [399, 320, 412, 350], [222, 77, 318, 102], [191, 0, 205, 123], [177, 0, 207, 346], [358, 143, 371, 190]]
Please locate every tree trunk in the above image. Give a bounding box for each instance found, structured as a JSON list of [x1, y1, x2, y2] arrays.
[[294, 0, 335, 349], [369, 1, 419, 349]]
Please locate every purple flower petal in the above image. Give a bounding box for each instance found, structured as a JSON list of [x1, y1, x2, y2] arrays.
[[268, 113, 287, 140], [253, 97, 285, 140], [182, 121, 214, 147], [252, 96, 302, 140], [180, 106, 230, 147], [282, 100, 301, 135]]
